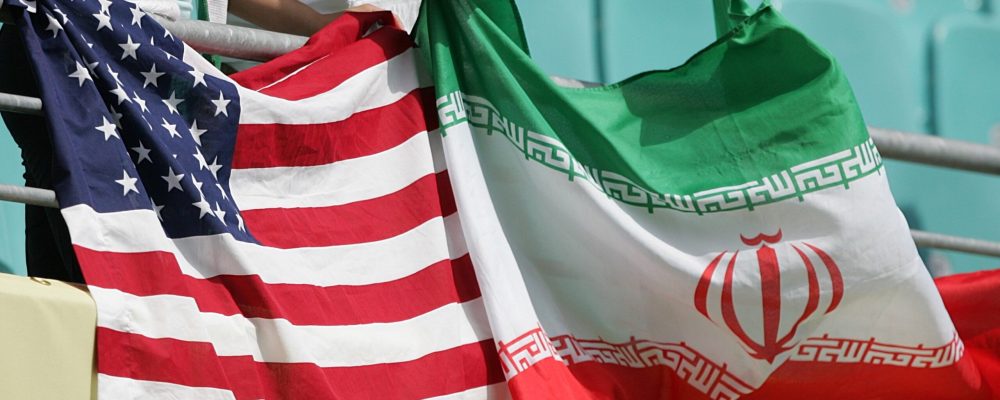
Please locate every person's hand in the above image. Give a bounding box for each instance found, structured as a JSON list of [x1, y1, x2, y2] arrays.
[[316, 4, 401, 32], [229, 0, 392, 37], [343, 4, 383, 13]]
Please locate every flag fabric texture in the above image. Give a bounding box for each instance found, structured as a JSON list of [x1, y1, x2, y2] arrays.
[[6, 0, 1000, 397], [416, 0, 1000, 398], [1, 0, 504, 397]]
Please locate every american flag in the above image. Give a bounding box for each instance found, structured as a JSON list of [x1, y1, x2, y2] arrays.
[[2, 0, 505, 397]]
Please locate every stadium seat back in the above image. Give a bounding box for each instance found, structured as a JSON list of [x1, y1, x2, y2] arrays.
[[916, 15, 1000, 272], [933, 15, 1000, 143], [515, 0, 602, 83], [777, 0, 924, 132], [599, 0, 716, 83], [0, 122, 26, 276]]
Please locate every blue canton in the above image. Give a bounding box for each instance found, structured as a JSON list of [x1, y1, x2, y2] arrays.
[[3, 0, 254, 242]]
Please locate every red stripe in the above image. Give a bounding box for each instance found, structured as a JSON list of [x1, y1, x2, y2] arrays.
[[509, 355, 994, 400], [507, 358, 708, 400], [232, 88, 437, 169], [242, 171, 457, 249], [748, 356, 992, 399], [77, 246, 479, 326], [230, 11, 409, 94], [936, 269, 1000, 339], [258, 27, 413, 101], [97, 328, 504, 400]]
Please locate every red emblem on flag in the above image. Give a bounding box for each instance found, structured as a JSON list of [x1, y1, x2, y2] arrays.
[[693, 230, 844, 362]]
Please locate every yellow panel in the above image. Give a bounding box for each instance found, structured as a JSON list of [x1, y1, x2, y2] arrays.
[[0, 273, 96, 400]]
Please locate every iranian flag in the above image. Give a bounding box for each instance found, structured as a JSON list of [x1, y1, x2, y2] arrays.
[[416, 0, 1000, 398]]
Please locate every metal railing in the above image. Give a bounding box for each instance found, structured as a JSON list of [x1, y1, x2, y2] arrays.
[[0, 17, 999, 258], [158, 19, 307, 61]]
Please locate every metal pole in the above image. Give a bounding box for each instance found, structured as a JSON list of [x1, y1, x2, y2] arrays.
[[3, 16, 1000, 258], [9, 94, 1000, 178], [157, 19, 307, 62], [912, 230, 1000, 258], [7, 90, 1000, 177], [0, 92, 43, 116], [870, 128, 1000, 175], [4, 181, 1000, 258], [0, 184, 58, 208], [1, 7, 307, 62]]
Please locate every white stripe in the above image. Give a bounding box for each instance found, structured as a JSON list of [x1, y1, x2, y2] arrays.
[[98, 374, 237, 400], [238, 48, 424, 124], [424, 383, 510, 400], [183, 45, 232, 83], [63, 205, 467, 286], [231, 130, 444, 210], [436, 121, 543, 344], [182, 44, 424, 125], [92, 287, 491, 367], [257, 54, 331, 92]]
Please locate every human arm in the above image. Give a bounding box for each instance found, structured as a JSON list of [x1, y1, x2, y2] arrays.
[[228, 0, 384, 37]]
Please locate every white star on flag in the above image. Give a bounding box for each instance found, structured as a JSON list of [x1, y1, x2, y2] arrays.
[[95, 116, 118, 140], [161, 118, 180, 138], [213, 202, 227, 225], [215, 183, 228, 200], [189, 69, 207, 88], [193, 147, 209, 170], [53, 8, 68, 23], [131, 142, 152, 164], [152, 200, 164, 221], [162, 91, 183, 114], [129, 4, 144, 27], [106, 64, 122, 85], [141, 64, 164, 88], [189, 120, 206, 145], [190, 175, 204, 193], [207, 156, 222, 178], [45, 12, 62, 37], [132, 92, 148, 113], [68, 62, 92, 87], [109, 108, 123, 127], [119, 35, 141, 60], [192, 195, 214, 218], [109, 84, 130, 105], [161, 167, 185, 192], [19, 0, 36, 12], [114, 170, 139, 196], [92, 11, 112, 31], [211, 91, 230, 116], [161, 48, 177, 60]]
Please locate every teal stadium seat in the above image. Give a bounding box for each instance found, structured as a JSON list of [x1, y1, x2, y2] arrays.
[[599, 1, 716, 83], [599, 1, 776, 84], [0, 20, 26, 276], [920, 14, 1000, 272], [775, 0, 925, 132], [0, 121, 26, 276], [883, 0, 985, 131], [774, 0, 1000, 273], [774, 0, 935, 265], [514, 0, 601, 82]]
